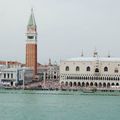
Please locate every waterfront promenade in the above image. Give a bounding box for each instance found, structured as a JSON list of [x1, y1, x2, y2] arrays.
[[2, 79, 120, 92]]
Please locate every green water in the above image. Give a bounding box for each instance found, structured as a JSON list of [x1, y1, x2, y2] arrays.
[[0, 90, 120, 120]]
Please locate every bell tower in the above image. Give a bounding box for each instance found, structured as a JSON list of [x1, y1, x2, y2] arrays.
[[26, 9, 37, 76]]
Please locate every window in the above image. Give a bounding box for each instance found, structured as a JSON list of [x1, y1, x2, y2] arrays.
[[4, 73, 6, 78], [76, 66, 80, 71], [86, 66, 90, 71], [11, 74, 13, 78], [115, 68, 118, 73], [28, 36, 34, 39], [7, 74, 9, 78], [95, 68, 99, 72], [65, 66, 69, 71], [104, 67, 108, 72]]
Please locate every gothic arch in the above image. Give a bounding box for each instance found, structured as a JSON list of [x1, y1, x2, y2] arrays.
[[103, 83, 106, 88], [86, 66, 90, 71], [99, 82, 102, 88], [65, 66, 69, 71], [76, 66, 80, 71], [69, 82, 72, 87], [104, 66, 108, 72], [94, 82, 98, 87], [95, 68, 99, 72]]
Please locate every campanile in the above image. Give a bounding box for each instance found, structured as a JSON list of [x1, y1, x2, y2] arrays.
[[26, 9, 37, 75]]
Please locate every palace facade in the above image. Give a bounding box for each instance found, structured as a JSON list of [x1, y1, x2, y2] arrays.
[[60, 54, 120, 90]]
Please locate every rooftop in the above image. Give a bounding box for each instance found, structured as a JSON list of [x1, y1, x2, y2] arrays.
[[28, 8, 36, 27], [65, 57, 120, 62]]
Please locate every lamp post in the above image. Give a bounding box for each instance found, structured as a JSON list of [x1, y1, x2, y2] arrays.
[[43, 72, 46, 89], [23, 70, 25, 90]]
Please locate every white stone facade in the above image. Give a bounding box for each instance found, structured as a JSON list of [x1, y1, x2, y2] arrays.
[[0, 67, 33, 86], [46, 65, 59, 80], [38, 64, 59, 81], [60, 57, 120, 89]]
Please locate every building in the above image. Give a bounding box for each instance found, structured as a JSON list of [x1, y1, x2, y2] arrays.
[[26, 9, 37, 76], [0, 67, 33, 86], [0, 61, 22, 68], [37, 59, 59, 81], [60, 53, 120, 90], [45, 64, 59, 80]]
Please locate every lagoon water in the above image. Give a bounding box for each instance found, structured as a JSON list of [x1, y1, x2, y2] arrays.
[[0, 90, 120, 120]]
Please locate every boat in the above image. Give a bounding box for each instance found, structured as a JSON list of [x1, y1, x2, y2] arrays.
[[82, 87, 97, 93]]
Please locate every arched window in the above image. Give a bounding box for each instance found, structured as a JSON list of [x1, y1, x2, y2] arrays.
[[73, 82, 77, 86], [107, 83, 110, 88], [82, 82, 85, 87], [69, 82, 72, 87], [99, 83, 102, 88], [95, 68, 99, 72], [61, 81, 64, 86], [86, 66, 90, 71], [90, 82, 93, 86], [76, 66, 80, 71], [86, 82, 89, 87], [103, 83, 106, 88], [78, 82, 81, 86], [94, 82, 98, 87], [65, 82, 68, 86], [114, 68, 118, 73], [116, 83, 119, 86], [111, 83, 115, 86], [104, 67, 108, 72], [65, 66, 69, 71]]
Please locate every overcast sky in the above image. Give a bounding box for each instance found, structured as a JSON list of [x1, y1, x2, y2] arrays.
[[0, 0, 120, 64]]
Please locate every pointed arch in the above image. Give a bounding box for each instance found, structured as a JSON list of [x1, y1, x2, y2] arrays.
[[76, 66, 80, 71], [86, 66, 90, 71], [104, 66, 108, 72]]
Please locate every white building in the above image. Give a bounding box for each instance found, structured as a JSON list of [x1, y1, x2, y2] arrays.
[[45, 64, 59, 80], [0, 67, 33, 86], [37, 59, 59, 81], [60, 55, 120, 90]]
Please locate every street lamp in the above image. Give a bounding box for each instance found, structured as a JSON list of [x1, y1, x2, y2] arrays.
[[43, 72, 46, 89], [23, 69, 25, 90]]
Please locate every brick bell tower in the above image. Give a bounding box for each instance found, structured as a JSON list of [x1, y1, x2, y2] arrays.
[[26, 9, 37, 76]]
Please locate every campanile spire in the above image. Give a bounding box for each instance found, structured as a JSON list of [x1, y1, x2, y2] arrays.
[[26, 9, 37, 76], [28, 8, 36, 27]]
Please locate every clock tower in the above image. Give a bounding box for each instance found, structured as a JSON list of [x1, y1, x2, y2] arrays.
[[26, 9, 37, 76]]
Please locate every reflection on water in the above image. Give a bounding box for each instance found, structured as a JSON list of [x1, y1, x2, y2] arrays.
[[0, 90, 120, 120]]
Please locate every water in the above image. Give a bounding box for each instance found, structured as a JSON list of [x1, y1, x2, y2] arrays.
[[0, 90, 120, 120]]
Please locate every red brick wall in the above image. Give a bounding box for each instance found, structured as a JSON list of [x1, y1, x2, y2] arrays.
[[26, 44, 37, 75]]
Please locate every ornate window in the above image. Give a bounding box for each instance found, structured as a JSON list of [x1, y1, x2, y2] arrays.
[[76, 66, 80, 71], [95, 68, 99, 72], [104, 67, 108, 72], [114, 68, 118, 73], [65, 66, 69, 71], [86, 66, 90, 71]]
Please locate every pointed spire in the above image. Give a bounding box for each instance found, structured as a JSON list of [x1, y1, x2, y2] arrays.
[[93, 48, 98, 57], [108, 51, 111, 58], [49, 58, 52, 65], [81, 49, 84, 57], [28, 8, 36, 27]]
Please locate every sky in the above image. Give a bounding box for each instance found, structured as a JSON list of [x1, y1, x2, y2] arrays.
[[0, 0, 120, 64]]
